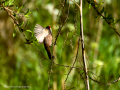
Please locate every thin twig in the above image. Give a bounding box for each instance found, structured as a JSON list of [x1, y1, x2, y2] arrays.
[[85, 0, 120, 36], [89, 76, 120, 85], [106, 76, 120, 85], [54, 0, 70, 45], [34, 43, 84, 69], [2, 5, 19, 25], [48, 60, 54, 90], [64, 37, 81, 83], [70, 0, 80, 8]]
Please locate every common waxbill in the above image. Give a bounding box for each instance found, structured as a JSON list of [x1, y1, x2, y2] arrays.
[[34, 24, 52, 59]]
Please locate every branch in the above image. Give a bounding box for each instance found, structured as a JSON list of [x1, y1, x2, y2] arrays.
[[54, 0, 70, 45], [89, 76, 120, 85], [85, 0, 120, 37], [2, 5, 19, 25], [1, 5, 30, 44], [106, 76, 120, 85], [70, 0, 90, 89], [79, 0, 90, 90], [70, 0, 80, 8]]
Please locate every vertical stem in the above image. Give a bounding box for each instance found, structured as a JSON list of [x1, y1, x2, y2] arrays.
[[79, 0, 90, 90]]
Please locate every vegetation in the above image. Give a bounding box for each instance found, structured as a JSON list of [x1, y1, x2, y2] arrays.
[[0, 0, 120, 90]]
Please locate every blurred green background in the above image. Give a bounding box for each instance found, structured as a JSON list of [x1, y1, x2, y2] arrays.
[[0, 0, 120, 90]]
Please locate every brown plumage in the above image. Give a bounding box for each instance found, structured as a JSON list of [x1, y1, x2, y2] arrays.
[[34, 24, 52, 59]]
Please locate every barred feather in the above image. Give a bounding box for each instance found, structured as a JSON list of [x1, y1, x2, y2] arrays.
[[34, 24, 48, 44]]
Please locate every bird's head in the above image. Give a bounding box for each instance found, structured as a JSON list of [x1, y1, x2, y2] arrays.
[[46, 26, 52, 34]]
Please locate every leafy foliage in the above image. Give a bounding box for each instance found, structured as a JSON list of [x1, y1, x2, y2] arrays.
[[0, 0, 120, 90]]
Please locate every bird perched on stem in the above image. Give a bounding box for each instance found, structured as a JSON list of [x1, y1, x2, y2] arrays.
[[34, 24, 53, 59]]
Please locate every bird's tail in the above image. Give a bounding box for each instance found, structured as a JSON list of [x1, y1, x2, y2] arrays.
[[43, 40, 51, 59]]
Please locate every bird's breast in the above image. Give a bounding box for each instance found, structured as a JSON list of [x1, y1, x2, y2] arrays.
[[44, 34, 52, 46]]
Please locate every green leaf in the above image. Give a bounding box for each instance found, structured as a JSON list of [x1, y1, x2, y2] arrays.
[[18, 21, 24, 27], [26, 30, 32, 33], [12, 12, 16, 17], [9, 5, 14, 7], [89, 4, 91, 9], [106, 14, 113, 19], [100, 2, 104, 5], [13, 32, 16, 38], [100, 7, 104, 14], [24, 20, 29, 29], [25, 15, 30, 18], [8, 0, 14, 6], [31, 33, 34, 38], [25, 9, 31, 15], [101, 16, 103, 19], [24, 9, 31, 18], [17, 2, 26, 13], [104, 12, 108, 17], [113, 20, 116, 24], [13, 28, 16, 38], [4, 0, 9, 7], [17, 6, 24, 13], [3, 0, 14, 7]]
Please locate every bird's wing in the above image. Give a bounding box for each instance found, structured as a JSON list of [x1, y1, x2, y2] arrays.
[[34, 24, 49, 43]]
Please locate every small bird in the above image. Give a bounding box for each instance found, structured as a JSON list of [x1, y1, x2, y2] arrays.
[[34, 24, 52, 59]]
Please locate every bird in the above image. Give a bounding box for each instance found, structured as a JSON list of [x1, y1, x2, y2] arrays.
[[34, 24, 52, 59]]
